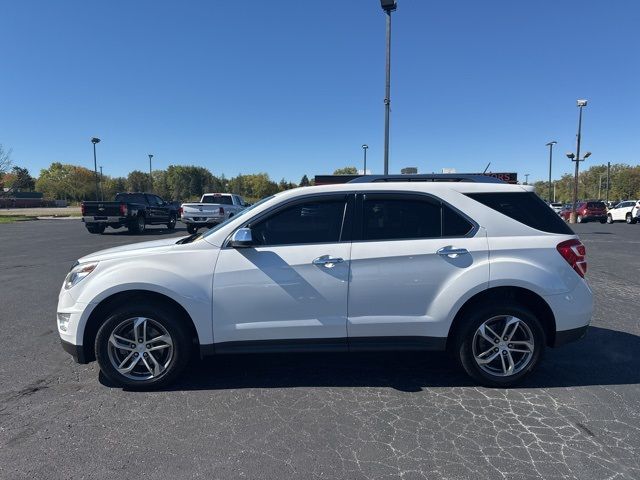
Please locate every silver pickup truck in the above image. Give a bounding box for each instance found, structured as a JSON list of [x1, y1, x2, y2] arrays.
[[180, 193, 247, 234]]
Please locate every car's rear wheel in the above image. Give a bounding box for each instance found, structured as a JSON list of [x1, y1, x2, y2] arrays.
[[626, 213, 636, 224], [187, 224, 198, 234], [167, 214, 177, 230], [577, 215, 583, 223], [599, 218, 606, 224], [454, 303, 545, 387], [128, 215, 146, 234], [607, 214, 613, 224], [95, 301, 191, 389]]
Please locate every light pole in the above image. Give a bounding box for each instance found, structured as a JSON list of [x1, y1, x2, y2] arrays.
[[91, 138, 101, 201], [148, 154, 154, 192], [524, 173, 530, 185], [99, 165, 104, 201], [568, 100, 589, 223], [381, 0, 397, 175], [598, 173, 606, 200], [361, 144, 369, 174], [546, 141, 557, 202], [606, 161, 611, 204]]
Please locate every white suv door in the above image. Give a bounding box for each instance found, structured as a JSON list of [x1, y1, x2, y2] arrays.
[[347, 193, 489, 344], [212, 194, 353, 347]]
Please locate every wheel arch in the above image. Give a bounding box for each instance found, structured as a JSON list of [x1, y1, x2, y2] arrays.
[[81, 289, 199, 363], [446, 286, 557, 350]]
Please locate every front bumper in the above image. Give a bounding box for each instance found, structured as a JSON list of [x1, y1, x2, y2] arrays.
[[61, 339, 90, 364]]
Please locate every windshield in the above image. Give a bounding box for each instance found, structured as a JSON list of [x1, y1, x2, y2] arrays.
[[179, 195, 276, 244]]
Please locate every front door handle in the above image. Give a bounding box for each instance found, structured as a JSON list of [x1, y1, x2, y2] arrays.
[[436, 247, 469, 258], [312, 255, 344, 268]]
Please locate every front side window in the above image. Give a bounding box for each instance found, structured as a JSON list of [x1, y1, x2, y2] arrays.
[[250, 198, 347, 246], [362, 195, 441, 241]]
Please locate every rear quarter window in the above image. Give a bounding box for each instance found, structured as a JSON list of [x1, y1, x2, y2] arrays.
[[466, 192, 574, 235]]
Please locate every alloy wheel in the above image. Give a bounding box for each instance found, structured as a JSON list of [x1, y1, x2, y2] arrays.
[[107, 317, 174, 381], [472, 315, 535, 377]]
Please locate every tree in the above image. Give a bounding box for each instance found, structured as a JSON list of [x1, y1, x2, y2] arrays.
[[299, 174, 310, 187], [333, 166, 358, 175], [126, 170, 150, 192], [36, 163, 95, 201], [7, 166, 35, 191], [0, 144, 11, 178]]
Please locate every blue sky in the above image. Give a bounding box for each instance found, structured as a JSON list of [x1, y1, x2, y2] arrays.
[[2, 0, 639, 183]]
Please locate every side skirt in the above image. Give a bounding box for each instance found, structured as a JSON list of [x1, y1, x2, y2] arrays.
[[200, 336, 447, 357]]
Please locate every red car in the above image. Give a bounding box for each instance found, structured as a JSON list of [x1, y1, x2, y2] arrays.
[[560, 201, 607, 223]]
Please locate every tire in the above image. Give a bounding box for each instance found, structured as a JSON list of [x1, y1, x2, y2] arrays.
[[187, 224, 198, 234], [94, 300, 192, 390], [454, 302, 546, 387], [167, 214, 177, 230], [128, 215, 146, 234], [576, 215, 583, 223], [86, 223, 106, 234], [599, 219, 606, 224], [626, 213, 637, 224], [606, 214, 613, 224]]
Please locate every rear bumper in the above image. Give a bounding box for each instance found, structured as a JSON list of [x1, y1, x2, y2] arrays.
[[82, 216, 126, 224], [181, 216, 224, 225], [581, 215, 606, 221], [61, 339, 89, 364]]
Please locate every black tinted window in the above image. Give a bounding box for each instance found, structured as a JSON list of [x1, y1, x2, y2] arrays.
[[587, 202, 605, 209], [467, 192, 573, 234], [116, 193, 146, 204], [251, 199, 346, 246], [443, 204, 474, 236], [203, 195, 233, 205], [362, 196, 441, 240]]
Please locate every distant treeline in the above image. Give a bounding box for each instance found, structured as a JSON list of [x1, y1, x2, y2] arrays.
[[531, 164, 640, 203], [5, 162, 314, 203]]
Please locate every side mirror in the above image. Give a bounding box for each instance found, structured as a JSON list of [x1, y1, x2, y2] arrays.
[[229, 228, 253, 248]]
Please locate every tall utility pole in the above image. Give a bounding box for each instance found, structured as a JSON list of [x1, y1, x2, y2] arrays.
[[99, 166, 104, 201], [381, 0, 397, 175], [524, 173, 530, 185], [568, 100, 589, 223], [91, 137, 101, 201], [606, 161, 611, 204], [361, 144, 369, 174], [148, 154, 154, 192], [546, 141, 557, 202]]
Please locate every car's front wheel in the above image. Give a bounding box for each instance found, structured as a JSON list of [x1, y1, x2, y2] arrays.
[[95, 301, 191, 389], [607, 214, 613, 224], [454, 303, 545, 387]]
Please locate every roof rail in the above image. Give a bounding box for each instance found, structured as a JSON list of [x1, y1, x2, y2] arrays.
[[347, 174, 506, 184]]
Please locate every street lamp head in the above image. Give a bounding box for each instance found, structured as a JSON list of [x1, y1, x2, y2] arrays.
[[380, 0, 397, 12], [546, 141, 557, 146], [577, 99, 588, 107], [566, 152, 576, 160], [91, 137, 101, 144], [148, 154, 154, 159], [583, 151, 592, 159], [362, 144, 368, 150]]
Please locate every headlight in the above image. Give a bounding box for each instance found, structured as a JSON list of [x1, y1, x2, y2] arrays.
[[64, 262, 98, 290]]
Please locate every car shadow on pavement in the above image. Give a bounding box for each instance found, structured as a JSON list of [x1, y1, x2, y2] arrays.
[[99, 326, 640, 392]]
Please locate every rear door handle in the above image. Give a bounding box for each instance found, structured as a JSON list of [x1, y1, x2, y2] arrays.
[[436, 247, 469, 258], [313, 255, 344, 268]]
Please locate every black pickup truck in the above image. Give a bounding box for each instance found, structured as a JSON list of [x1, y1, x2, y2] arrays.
[[81, 192, 179, 234]]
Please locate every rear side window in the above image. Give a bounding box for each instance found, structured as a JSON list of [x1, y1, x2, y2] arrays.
[[587, 202, 605, 209], [362, 195, 441, 240], [466, 192, 573, 234]]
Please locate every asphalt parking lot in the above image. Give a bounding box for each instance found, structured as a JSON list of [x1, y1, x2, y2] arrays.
[[1, 219, 639, 479]]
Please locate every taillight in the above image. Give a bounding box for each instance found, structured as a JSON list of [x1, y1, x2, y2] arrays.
[[219, 207, 224, 215], [119, 203, 128, 216], [557, 239, 587, 278], [178, 207, 183, 218], [81, 203, 85, 216]]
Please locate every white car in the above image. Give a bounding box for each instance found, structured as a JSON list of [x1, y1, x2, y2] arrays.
[[606, 200, 639, 224], [549, 202, 563, 215], [180, 193, 246, 234], [57, 181, 592, 389]]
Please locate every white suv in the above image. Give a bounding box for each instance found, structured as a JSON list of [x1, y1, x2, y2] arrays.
[[57, 182, 592, 388]]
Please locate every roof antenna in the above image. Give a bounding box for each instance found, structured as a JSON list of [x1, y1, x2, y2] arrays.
[[482, 162, 491, 174]]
